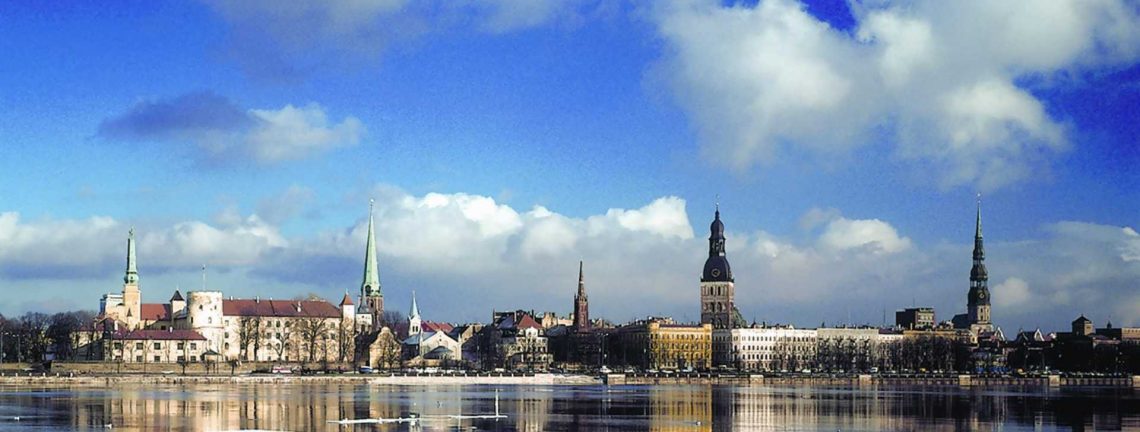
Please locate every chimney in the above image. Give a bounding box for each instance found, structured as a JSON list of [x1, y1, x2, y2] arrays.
[[255, 296, 260, 303]]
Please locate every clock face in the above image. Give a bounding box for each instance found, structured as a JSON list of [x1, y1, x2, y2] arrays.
[[711, 268, 721, 277], [979, 292, 986, 299]]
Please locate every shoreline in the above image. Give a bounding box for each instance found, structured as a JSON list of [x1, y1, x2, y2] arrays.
[[0, 373, 1136, 389]]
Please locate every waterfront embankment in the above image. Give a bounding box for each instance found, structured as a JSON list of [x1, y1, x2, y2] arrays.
[[1, 372, 1137, 388]]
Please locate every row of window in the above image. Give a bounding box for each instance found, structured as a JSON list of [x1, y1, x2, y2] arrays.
[[114, 342, 198, 351]]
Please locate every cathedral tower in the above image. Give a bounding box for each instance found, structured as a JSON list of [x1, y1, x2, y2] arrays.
[[122, 228, 142, 329], [573, 261, 590, 331], [700, 205, 736, 329], [967, 196, 992, 327], [360, 200, 385, 326]]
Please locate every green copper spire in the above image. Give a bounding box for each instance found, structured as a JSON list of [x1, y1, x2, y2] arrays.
[[360, 200, 381, 298], [124, 228, 138, 284]]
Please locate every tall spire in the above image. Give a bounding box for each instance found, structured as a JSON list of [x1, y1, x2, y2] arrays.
[[577, 260, 586, 298], [409, 290, 420, 320], [975, 193, 983, 239], [124, 228, 138, 284], [574, 261, 590, 330], [361, 199, 381, 298]]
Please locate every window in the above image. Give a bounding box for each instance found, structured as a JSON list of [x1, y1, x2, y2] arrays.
[[225, 332, 229, 339], [153, 355, 161, 362], [225, 343, 230, 350], [153, 343, 161, 350], [177, 356, 185, 362], [136, 342, 143, 350], [190, 343, 197, 350], [190, 356, 197, 362], [135, 356, 143, 362], [177, 342, 184, 350], [113, 342, 122, 350]]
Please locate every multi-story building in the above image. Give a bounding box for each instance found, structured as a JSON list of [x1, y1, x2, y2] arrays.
[[713, 325, 817, 372], [896, 307, 935, 330], [815, 327, 881, 372], [610, 317, 712, 370], [484, 310, 553, 370]]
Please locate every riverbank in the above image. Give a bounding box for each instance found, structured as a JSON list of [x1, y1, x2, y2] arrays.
[[0, 372, 600, 386], [0, 372, 1137, 388]]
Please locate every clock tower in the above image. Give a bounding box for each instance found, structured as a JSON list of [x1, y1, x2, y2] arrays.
[[700, 205, 735, 329], [967, 196, 991, 328]]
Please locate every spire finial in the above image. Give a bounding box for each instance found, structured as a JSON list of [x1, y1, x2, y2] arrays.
[[715, 194, 720, 213], [975, 193, 983, 238]]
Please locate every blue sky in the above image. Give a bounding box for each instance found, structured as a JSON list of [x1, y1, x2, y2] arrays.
[[1, 0, 1138, 333]]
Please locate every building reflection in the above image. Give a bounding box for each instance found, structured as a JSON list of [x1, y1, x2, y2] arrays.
[[64, 383, 551, 431], [9, 382, 1136, 431]]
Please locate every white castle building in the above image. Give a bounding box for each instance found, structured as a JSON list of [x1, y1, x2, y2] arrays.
[[89, 205, 385, 364]]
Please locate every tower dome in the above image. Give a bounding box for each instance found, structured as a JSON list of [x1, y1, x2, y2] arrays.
[[702, 206, 733, 282]]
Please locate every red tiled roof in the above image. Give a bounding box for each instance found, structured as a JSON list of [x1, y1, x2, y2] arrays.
[[340, 293, 354, 306], [222, 299, 340, 318], [422, 321, 453, 333], [517, 314, 542, 330], [114, 329, 206, 341], [140, 304, 172, 322]]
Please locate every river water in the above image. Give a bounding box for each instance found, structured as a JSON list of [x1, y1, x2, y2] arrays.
[[0, 383, 1137, 431]]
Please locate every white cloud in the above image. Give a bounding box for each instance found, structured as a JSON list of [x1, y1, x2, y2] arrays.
[[246, 104, 363, 162], [599, 196, 694, 240], [100, 93, 363, 165], [817, 216, 911, 254], [653, 0, 1140, 190], [0, 211, 286, 280], [993, 277, 1032, 309]]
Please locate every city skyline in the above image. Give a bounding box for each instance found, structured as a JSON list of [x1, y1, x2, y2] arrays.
[[1, 1, 1138, 332]]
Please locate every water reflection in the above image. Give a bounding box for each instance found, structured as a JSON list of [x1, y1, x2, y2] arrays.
[[0, 382, 1136, 431]]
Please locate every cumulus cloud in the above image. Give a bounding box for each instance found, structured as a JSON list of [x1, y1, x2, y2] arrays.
[[0, 210, 286, 280], [817, 215, 912, 254], [99, 92, 363, 164], [993, 277, 1032, 309], [652, 0, 1140, 190]]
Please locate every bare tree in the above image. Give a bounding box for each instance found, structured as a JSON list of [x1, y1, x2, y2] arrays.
[[237, 315, 263, 361], [373, 329, 402, 370], [298, 318, 328, 364], [337, 319, 355, 363]]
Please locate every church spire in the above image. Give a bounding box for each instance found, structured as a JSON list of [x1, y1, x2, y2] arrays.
[[574, 261, 590, 330], [968, 194, 991, 325], [361, 199, 381, 298], [409, 290, 420, 320], [975, 193, 983, 239], [973, 194, 985, 261], [577, 261, 586, 298], [124, 228, 138, 284]]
